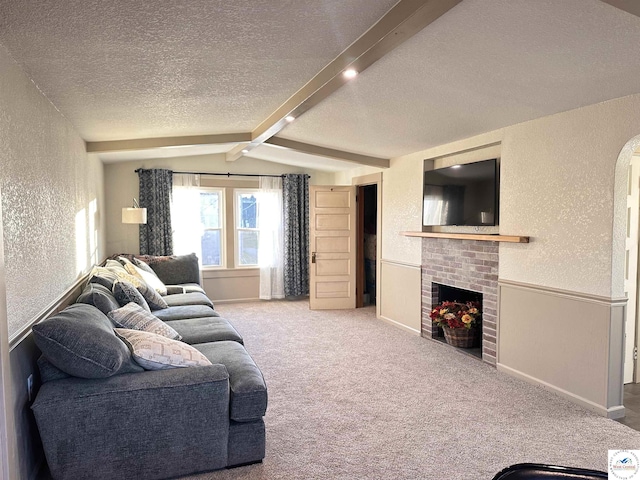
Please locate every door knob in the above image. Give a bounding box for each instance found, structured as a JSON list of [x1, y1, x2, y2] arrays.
[[311, 252, 317, 264]]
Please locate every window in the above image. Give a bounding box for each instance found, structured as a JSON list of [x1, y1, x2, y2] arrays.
[[235, 190, 259, 267], [172, 187, 225, 268], [199, 189, 224, 267]]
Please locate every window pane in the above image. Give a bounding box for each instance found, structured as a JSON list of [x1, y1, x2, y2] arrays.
[[200, 192, 220, 229], [237, 193, 257, 229], [201, 230, 222, 266], [238, 230, 258, 265]]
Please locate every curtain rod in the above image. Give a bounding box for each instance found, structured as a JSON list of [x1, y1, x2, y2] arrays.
[[134, 168, 309, 179]]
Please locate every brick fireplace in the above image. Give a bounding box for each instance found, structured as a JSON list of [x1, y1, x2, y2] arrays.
[[421, 237, 499, 365]]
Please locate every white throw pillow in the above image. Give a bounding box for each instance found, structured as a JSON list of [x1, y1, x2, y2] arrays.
[[114, 329, 212, 370], [124, 262, 167, 296]]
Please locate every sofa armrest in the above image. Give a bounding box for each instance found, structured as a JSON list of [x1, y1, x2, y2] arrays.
[[32, 365, 231, 480]]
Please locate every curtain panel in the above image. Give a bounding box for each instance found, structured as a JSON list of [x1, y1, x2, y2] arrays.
[[282, 174, 309, 297], [171, 174, 202, 261], [138, 169, 173, 256], [258, 176, 284, 300]]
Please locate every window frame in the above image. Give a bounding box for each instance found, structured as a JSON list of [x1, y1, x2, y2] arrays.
[[233, 188, 260, 268]]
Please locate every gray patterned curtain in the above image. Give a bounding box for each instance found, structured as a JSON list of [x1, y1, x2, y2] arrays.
[[283, 174, 309, 297], [138, 169, 173, 255]]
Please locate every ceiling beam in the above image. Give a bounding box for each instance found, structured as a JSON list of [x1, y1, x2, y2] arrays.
[[226, 0, 463, 162], [266, 137, 390, 168], [599, 0, 640, 18], [86, 133, 251, 153]]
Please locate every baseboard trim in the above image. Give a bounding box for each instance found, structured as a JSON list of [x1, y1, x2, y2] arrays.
[[497, 363, 625, 419], [379, 315, 421, 336], [214, 297, 261, 305]]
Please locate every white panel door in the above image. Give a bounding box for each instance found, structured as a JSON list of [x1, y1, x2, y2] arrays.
[[309, 186, 356, 310]]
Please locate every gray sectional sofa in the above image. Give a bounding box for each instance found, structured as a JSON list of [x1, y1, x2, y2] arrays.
[[30, 254, 267, 480]]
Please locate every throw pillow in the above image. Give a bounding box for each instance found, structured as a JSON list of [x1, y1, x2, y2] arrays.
[[114, 329, 212, 370], [76, 282, 120, 315], [113, 280, 151, 312], [88, 266, 119, 290], [124, 261, 168, 296], [33, 304, 143, 378], [106, 265, 168, 309], [106, 264, 145, 289], [108, 303, 181, 340], [133, 257, 156, 274]]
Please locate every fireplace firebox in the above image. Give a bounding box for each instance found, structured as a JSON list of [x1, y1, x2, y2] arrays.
[[431, 283, 483, 358]]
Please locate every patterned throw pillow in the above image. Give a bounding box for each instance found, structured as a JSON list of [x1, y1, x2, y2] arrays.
[[108, 303, 181, 340], [113, 280, 151, 312], [114, 329, 212, 370]]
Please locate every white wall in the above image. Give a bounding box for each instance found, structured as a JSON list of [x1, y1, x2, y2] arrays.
[[0, 44, 104, 340]]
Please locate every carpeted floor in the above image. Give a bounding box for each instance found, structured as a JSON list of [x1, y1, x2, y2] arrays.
[[187, 300, 638, 480]]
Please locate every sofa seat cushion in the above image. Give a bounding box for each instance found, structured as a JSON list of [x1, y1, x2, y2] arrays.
[[153, 305, 220, 322], [162, 292, 214, 308], [164, 317, 243, 345], [165, 283, 206, 295], [33, 304, 143, 378], [194, 341, 267, 422]]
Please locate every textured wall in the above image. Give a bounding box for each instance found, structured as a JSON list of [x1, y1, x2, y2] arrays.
[[0, 44, 103, 338], [499, 95, 640, 297]]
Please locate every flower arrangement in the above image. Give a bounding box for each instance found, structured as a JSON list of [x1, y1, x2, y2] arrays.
[[429, 301, 481, 330]]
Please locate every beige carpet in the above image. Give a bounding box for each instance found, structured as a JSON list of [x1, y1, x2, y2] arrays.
[[188, 300, 638, 480]]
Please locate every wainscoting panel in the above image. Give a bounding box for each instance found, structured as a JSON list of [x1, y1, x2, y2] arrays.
[[498, 280, 625, 418], [202, 268, 260, 304], [379, 259, 421, 334]]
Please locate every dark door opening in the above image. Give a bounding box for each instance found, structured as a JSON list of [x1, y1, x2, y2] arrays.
[[357, 184, 377, 307]]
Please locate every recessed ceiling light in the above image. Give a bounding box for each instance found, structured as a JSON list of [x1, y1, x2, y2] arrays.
[[451, 165, 461, 169], [343, 69, 358, 79], [241, 149, 249, 154], [285, 115, 295, 123]]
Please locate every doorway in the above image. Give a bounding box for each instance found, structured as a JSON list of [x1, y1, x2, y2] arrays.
[[625, 152, 640, 384], [356, 183, 378, 308]]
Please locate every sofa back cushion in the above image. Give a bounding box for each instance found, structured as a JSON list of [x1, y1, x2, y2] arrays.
[[138, 253, 201, 286], [33, 304, 143, 378], [76, 282, 120, 315]]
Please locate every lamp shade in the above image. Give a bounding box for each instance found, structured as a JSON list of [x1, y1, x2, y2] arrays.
[[122, 207, 147, 224]]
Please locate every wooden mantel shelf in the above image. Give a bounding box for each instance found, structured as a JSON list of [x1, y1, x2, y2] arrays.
[[401, 231, 529, 243]]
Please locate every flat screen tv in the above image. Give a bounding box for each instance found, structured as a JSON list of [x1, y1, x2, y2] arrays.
[[422, 158, 498, 227]]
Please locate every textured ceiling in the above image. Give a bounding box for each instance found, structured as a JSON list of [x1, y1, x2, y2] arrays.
[[0, 0, 397, 142], [280, 0, 640, 158], [1, 0, 640, 167]]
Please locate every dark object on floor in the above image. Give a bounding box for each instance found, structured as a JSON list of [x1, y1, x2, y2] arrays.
[[492, 463, 608, 479]]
